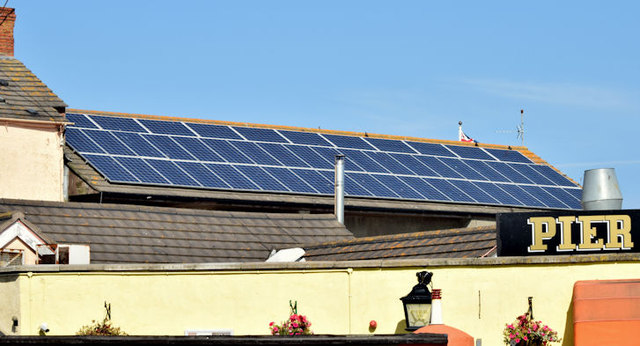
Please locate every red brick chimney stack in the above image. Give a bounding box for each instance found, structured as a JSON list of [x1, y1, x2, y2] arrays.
[[0, 7, 15, 56]]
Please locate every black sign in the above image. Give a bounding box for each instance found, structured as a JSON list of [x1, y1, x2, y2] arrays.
[[497, 209, 640, 256]]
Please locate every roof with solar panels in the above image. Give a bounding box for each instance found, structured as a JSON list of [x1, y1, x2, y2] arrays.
[[63, 109, 582, 211]]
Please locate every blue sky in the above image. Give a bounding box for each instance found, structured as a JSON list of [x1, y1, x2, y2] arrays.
[[12, 1, 640, 208]]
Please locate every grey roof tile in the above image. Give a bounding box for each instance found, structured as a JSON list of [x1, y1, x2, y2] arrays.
[[0, 199, 353, 264], [304, 226, 496, 261]]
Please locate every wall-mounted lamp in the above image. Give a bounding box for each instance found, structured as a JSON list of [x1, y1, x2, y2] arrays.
[[400, 271, 433, 331], [39, 322, 49, 335]]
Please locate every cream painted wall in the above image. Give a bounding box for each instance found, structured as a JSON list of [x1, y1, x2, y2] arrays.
[[7, 259, 640, 345], [0, 273, 21, 335], [0, 122, 64, 202]]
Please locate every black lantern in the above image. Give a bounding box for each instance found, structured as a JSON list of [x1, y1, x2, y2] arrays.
[[400, 271, 433, 331]]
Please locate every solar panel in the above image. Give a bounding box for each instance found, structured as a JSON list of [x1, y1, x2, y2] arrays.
[[406, 141, 456, 157], [463, 160, 509, 182], [146, 159, 200, 187], [177, 162, 230, 188], [544, 187, 581, 209], [83, 154, 137, 183], [364, 137, 416, 153], [389, 153, 439, 177], [291, 169, 334, 194], [424, 178, 475, 203], [365, 151, 413, 175], [564, 187, 583, 203], [92, 115, 147, 133], [343, 175, 374, 197], [472, 181, 523, 206], [138, 119, 195, 136], [67, 113, 98, 129], [437, 158, 488, 181], [287, 146, 333, 169], [399, 176, 450, 201], [520, 185, 569, 209], [373, 174, 423, 199], [66, 128, 105, 154], [67, 113, 583, 210], [83, 130, 135, 156], [497, 184, 545, 207], [205, 163, 259, 190], [258, 143, 309, 168], [414, 156, 463, 179], [509, 164, 555, 185], [278, 130, 333, 146], [484, 161, 533, 184], [310, 146, 364, 171], [531, 165, 575, 187], [234, 166, 288, 191], [485, 148, 532, 163], [201, 139, 253, 164], [445, 145, 494, 161], [233, 126, 288, 143], [172, 137, 225, 162], [230, 141, 281, 166], [264, 167, 317, 194], [114, 157, 169, 185], [143, 135, 196, 160], [448, 180, 499, 204], [349, 173, 398, 198], [186, 123, 242, 139], [323, 134, 376, 150], [112, 132, 165, 158]]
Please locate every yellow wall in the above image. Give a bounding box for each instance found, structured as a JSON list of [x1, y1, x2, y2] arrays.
[[4, 256, 640, 345], [0, 273, 20, 335], [0, 122, 64, 202]]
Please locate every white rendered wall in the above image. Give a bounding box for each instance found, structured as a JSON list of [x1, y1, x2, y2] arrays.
[[0, 122, 65, 202]]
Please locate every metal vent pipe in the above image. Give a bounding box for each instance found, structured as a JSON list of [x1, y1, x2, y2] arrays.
[[335, 155, 345, 224], [581, 168, 623, 210]]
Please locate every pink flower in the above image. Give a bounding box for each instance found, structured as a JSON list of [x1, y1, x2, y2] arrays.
[[507, 324, 514, 329], [292, 323, 299, 328], [509, 333, 515, 339], [290, 314, 298, 321], [515, 338, 520, 343], [269, 322, 274, 327], [523, 336, 528, 341]]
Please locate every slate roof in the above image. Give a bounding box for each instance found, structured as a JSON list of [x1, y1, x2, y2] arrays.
[[0, 199, 354, 264], [0, 57, 67, 123], [303, 226, 497, 261]]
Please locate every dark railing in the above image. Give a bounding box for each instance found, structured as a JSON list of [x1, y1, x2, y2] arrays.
[[0, 334, 447, 346]]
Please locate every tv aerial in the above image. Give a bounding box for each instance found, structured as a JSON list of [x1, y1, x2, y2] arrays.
[[496, 109, 525, 146]]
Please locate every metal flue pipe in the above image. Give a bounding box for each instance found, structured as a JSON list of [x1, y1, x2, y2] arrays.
[[335, 155, 345, 224], [581, 168, 623, 210]]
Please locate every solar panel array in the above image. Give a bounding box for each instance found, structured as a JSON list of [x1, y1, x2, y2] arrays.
[[65, 113, 583, 209]]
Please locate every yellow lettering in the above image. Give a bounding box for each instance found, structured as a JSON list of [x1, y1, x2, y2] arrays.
[[577, 215, 604, 250], [528, 217, 556, 252], [605, 215, 634, 249], [556, 216, 576, 251]]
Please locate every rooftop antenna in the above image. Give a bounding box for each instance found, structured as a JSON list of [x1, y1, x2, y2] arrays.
[[496, 109, 525, 146]]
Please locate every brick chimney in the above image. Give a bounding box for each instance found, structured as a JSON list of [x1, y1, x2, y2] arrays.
[[0, 7, 15, 56]]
